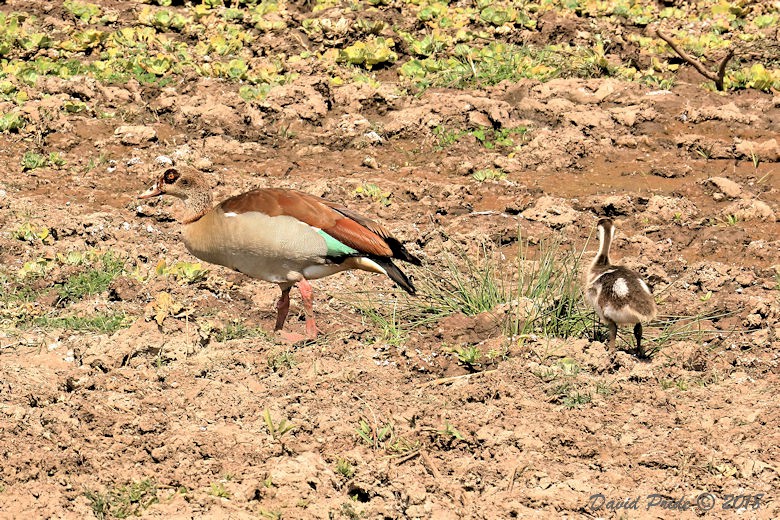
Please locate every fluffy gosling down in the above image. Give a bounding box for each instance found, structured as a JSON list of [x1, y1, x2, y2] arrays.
[[140, 168, 421, 341], [585, 218, 657, 357]]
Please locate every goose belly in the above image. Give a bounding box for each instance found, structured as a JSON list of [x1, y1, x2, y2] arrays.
[[182, 211, 333, 283]]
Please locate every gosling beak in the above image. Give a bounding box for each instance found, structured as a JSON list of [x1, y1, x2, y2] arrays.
[[139, 182, 162, 199]]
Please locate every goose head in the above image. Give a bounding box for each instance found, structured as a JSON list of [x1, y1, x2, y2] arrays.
[[139, 168, 209, 202], [139, 167, 214, 223]]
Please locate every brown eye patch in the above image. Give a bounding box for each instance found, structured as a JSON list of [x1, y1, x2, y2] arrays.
[[163, 169, 180, 184]]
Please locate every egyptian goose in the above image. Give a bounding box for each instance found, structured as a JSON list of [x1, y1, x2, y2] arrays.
[[585, 218, 657, 357], [139, 167, 421, 340]]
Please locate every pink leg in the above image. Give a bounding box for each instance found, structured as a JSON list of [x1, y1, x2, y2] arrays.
[[274, 286, 291, 331], [298, 278, 319, 339]]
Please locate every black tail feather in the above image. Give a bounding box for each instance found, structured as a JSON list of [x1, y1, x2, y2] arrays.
[[371, 256, 416, 295], [385, 237, 422, 266]]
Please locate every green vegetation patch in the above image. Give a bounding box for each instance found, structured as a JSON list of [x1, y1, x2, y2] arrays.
[[0, 250, 131, 334], [32, 313, 131, 333], [85, 479, 159, 520], [0, 0, 774, 115]]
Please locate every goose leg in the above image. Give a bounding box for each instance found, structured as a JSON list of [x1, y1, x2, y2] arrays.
[[634, 323, 645, 358], [298, 278, 319, 339], [274, 286, 292, 331]]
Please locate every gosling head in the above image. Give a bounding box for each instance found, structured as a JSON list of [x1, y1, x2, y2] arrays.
[[597, 217, 615, 244]]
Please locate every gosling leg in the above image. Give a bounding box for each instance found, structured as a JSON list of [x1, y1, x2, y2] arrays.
[[606, 320, 618, 353], [634, 323, 646, 359]]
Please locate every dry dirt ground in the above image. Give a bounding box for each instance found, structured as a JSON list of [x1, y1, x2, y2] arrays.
[[1, 5, 780, 520]]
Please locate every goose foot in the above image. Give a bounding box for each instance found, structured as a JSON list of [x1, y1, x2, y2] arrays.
[[276, 330, 313, 344]]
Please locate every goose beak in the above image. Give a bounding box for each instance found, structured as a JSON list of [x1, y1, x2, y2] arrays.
[[139, 182, 162, 199]]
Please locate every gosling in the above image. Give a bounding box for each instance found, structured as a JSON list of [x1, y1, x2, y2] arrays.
[[585, 218, 657, 357]]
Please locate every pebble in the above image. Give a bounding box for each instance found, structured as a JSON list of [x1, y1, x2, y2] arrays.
[[364, 131, 384, 143], [115, 125, 157, 145], [362, 155, 379, 169], [192, 157, 213, 170], [706, 176, 742, 199], [155, 155, 173, 166]]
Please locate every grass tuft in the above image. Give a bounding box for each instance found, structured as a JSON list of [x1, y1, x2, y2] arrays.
[[343, 234, 595, 348], [32, 312, 131, 333], [85, 479, 158, 520], [418, 235, 593, 339], [56, 252, 125, 303]]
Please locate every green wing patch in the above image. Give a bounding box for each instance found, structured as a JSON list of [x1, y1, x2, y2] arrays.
[[317, 229, 358, 257]]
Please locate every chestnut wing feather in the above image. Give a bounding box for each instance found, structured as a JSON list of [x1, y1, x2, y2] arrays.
[[220, 188, 394, 258], [325, 202, 422, 265]]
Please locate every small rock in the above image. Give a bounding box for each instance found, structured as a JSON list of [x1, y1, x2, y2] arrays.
[[468, 110, 491, 128], [404, 483, 427, 505], [100, 86, 133, 105], [109, 277, 142, 302], [150, 446, 169, 462], [546, 97, 576, 112], [172, 144, 193, 161], [430, 506, 459, 520], [362, 156, 379, 169], [651, 165, 691, 178], [155, 155, 173, 166], [364, 130, 384, 144], [114, 125, 157, 145], [735, 272, 754, 286], [610, 106, 640, 127], [406, 504, 432, 517], [564, 110, 614, 129], [642, 195, 698, 223], [192, 157, 213, 171], [743, 313, 762, 328], [689, 102, 757, 124], [435, 310, 504, 344], [705, 177, 742, 199], [522, 196, 579, 229], [749, 328, 770, 347], [594, 80, 617, 101], [723, 199, 776, 222], [137, 415, 158, 434], [454, 160, 475, 176], [734, 138, 780, 162]]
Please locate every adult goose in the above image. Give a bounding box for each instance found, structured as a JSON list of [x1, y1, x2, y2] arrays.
[[140, 167, 421, 340], [585, 218, 657, 357]]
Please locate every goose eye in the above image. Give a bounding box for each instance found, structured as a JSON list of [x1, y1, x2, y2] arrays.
[[163, 169, 180, 184]]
